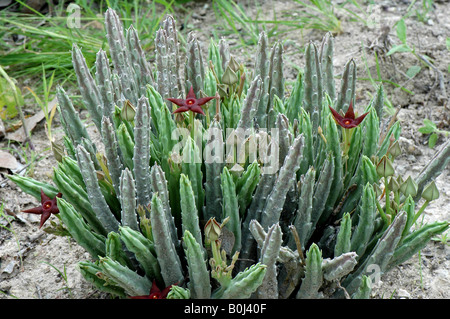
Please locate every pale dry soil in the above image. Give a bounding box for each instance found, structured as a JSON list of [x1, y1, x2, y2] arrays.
[[0, 0, 449, 299]]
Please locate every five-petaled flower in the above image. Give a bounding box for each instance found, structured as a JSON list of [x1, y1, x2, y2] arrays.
[[22, 189, 62, 228], [329, 101, 369, 129], [167, 86, 215, 116], [130, 280, 174, 299]]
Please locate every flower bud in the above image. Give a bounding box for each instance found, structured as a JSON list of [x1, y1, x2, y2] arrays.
[[204, 217, 221, 242], [388, 176, 400, 192], [239, 62, 245, 75], [376, 155, 395, 177], [228, 55, 240, 73], [217, 83, 228, 98], [229, 163, 244, 177], [399, 176, 418, 197], [387, 140, 402, 158], [121, 100, 136, 121], [421, 181, 439, 201], [221, 66, 238, 86]]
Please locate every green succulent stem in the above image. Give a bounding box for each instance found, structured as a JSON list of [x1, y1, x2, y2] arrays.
[[394, 189, 400, 210], [190, 111, 195, 140], [210, 240, 239, 289], [385, 177, 392, 217], [341, 127, 353, 157], [375, 197, 389, 225], [413, 200, 430, 224], [211, 240, 225, 277]]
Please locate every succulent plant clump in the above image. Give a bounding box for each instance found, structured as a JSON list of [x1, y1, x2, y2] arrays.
[[9, 8, 449, 299]]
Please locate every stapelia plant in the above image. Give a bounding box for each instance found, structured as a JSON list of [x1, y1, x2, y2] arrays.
[[9, 9, 449, 299]]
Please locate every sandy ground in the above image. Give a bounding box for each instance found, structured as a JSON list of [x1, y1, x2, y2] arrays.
[[0, 0, 449, 299]]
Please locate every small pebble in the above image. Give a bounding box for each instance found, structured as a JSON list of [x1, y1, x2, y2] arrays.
[[1, 261, 17, 274]]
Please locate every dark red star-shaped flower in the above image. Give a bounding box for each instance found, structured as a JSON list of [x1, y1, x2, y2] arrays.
[[329, 101, 369, 129], [167, 86, 215, 116], [130, 280, 174, 299], [22, 189, 62, 228]]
